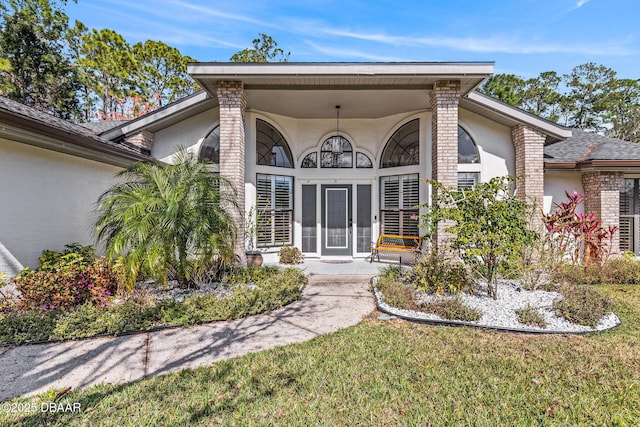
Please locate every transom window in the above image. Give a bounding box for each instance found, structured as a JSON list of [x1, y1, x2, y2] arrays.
[[320, 136, 353, 168], [458, 126, 480, 163], [199, 125, 219, 164], [380, 119, 420, 168], [256, 174, 293, 247], [256, 119, 294, 168]]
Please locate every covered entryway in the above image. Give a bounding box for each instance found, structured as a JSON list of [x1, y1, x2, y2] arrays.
[[321, 184, 352, 255]]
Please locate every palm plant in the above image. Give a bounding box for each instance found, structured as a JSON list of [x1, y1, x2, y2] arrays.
[[95, 149, 237, 288]]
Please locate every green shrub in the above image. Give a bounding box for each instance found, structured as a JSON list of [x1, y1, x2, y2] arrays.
[[11, 258, 119, 311], [406, 250, 473, 295], [421, 296, 482, 322], [376, 279, 418, 311], [378, 265, 404, 282], [553, 285, 614, 327], [554, 254, 640, 286], [0, 309, 59, 344], [278, 246, 304, 264], [515, 305, 548, 328], [37, 243, 95, 273], [0, 267, 306, 345]]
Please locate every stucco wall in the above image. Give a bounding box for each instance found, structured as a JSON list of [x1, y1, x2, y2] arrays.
[[0, 138, 121, 274], [543, 171, 584, 214], [152, 107, 220, 163]]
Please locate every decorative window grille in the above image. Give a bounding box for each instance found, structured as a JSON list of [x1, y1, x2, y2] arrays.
[[380, 119, 420, 168], [256, 119, 294, 168]]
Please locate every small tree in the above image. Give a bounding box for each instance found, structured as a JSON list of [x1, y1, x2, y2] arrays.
[[95, 149, 238, 288], [420, 176, 538, 299]]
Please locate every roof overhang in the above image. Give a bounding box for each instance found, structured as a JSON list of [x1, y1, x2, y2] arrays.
[[0, 109, 149, 167], [463, 92, 572, 140], [102, 91, 215, 140], [187, 62, 494, 96], [545, 160, 640, 172]]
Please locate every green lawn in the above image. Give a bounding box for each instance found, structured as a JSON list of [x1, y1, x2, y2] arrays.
[[2, 285, 639, 426]]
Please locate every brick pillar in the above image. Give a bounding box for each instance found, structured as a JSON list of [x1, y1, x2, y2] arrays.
[[217, 81, 247, 263], [512, 124, 545, 231], [124, 130, 153, 153], [582, 171, 624, 256], [430, 80, 460, 248]]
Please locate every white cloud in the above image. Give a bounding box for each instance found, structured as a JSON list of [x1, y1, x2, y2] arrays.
[[320, 29, 632, 56], [305, 41, 409, 62], [576, 0, 592, 7]]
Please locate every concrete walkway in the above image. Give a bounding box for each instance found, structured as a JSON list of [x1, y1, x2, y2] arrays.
[[0, 275, 375, 402]]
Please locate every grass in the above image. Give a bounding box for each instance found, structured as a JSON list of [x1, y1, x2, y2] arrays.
[[1, 285, 639, 426], [515, 305, 549, 329]]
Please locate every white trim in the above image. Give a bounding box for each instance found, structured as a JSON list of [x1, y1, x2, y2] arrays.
[[466, 91, 572, 139], [324, 187, 349, 249]]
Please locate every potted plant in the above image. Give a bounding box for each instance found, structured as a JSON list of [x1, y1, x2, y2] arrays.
[[245, 204, 266, 267]]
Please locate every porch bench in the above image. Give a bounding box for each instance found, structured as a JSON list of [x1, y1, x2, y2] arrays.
[[370, 234, 423, 264]]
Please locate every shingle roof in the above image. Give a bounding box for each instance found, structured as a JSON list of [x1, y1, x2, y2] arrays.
[[80, 120, 129, 134], [0, 96, 145, 157], [544, 129, 640, 163]]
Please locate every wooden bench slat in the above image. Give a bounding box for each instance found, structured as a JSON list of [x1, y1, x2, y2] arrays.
[[370, 233, 422, 264]]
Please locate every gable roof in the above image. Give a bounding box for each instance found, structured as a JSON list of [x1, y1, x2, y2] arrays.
[[545, 129, 640, 170], [0, 96, 150, 166]]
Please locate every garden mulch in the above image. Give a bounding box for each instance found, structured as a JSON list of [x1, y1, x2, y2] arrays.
[[0, 275, 374, 402]]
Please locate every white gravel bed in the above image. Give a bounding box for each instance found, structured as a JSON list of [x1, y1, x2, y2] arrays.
[[133, 279, 237, 302], [373, 278, 621, 334]]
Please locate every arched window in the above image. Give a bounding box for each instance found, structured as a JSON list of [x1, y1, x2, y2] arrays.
[[458, 126, 480, 164], [320, 136, 353, 168], [380, 119, 420, 168], [199, 125, 219, 163], [256, 119, 294, 168], [356, 152, 373, 168], [301, 152, 317, 168]]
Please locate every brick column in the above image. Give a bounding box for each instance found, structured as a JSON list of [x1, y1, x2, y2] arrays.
[[430, 80, 460, 248], [217, 81, 247, 263], [582, 171, 624, 256], [124, 130, 153, 154], [512, 124, 545, 231]]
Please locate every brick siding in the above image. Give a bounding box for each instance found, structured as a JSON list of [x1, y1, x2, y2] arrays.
[[582, 171, 624, 256], [124, 130, 153, 153], [217, 81, 248, 262], [430, 80, 460, 247], [512, 124, 545, 231]]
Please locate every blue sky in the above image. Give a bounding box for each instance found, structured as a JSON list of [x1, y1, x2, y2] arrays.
[[65, 0, 639, 79]]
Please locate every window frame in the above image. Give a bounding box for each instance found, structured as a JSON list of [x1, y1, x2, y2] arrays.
[[255, 173, 294, 248], [379, 173, 420, 236]]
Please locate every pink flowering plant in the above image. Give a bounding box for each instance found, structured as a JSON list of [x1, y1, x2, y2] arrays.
[[541, 191, 618, 265], [10, 245, 120, 311]]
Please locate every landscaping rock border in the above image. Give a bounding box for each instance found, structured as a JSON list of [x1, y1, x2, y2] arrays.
[[371, 277, 621, 335]]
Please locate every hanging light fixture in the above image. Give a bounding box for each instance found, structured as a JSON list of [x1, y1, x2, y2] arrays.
[[330, 105, 342, 167]]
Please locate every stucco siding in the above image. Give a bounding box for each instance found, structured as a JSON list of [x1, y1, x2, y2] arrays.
[[544, 171, 584, 214], [458, 109, 514, 180], [0, 138, 121, 274], [152, 107, 220, 163]]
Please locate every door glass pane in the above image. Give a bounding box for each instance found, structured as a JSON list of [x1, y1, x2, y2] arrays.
[[326, 188, 347, 248]]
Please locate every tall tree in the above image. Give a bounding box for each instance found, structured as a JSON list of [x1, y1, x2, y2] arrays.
[[604, 78, 640, 142], [0, 0, 79, 119], [230, 33, 290, 63], [521, 71, 564, 122], [75, 28, 138, 120], [477, 74, 526, 106], [562, 62, 617, 132], [132, 40, 197, 109]]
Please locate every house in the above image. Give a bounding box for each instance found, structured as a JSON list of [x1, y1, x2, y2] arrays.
[[1, 62, 638, 272]]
